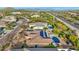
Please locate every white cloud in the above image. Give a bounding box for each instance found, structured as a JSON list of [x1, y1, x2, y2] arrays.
[[0, 0, 79, 7]]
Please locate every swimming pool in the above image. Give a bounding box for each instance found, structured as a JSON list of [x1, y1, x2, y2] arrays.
[[51, 36, 60, 43]]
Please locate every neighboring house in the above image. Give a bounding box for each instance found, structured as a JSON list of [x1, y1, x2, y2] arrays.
[[0, 12, 4, 17], [31, 15, 40, 18], [68, 12, 77, 16], [2, 16, 16, 22], [11, 12, 21, 15], [29, 22, 48, 30]]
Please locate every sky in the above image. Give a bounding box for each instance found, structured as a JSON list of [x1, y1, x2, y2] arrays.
[[0, 0, 79, 7]]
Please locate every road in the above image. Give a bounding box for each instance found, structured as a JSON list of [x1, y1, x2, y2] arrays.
[[56, 16, 79, 30], [47, 13, 79, 37], [55, 15, 79, 38]]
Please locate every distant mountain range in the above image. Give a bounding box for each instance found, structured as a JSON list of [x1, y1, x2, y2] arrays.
[[0, 7, 79, 11], [15, 7, 79, 11]]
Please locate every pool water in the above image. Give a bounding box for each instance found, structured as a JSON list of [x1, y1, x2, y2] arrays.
[[51, 37, 60, 43]]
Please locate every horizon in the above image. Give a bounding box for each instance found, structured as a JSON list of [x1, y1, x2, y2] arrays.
[[0, 7, 79, 11]]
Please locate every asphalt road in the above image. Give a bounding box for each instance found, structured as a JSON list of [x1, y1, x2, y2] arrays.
[[47, 13, 79, 32], [56, 15, 79, 30]]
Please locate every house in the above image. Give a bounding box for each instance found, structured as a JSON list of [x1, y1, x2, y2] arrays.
[[29, 22, 48, 30], [25, 34, 52, 47], [76, 31, 79, 38], [0, 21, 6, 27], [27, 38, 52, 47], [19, 30, 52, 47], [68, 12, 77, 16], [2, 16, 16, 22], [12, 12, 21, 15]]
